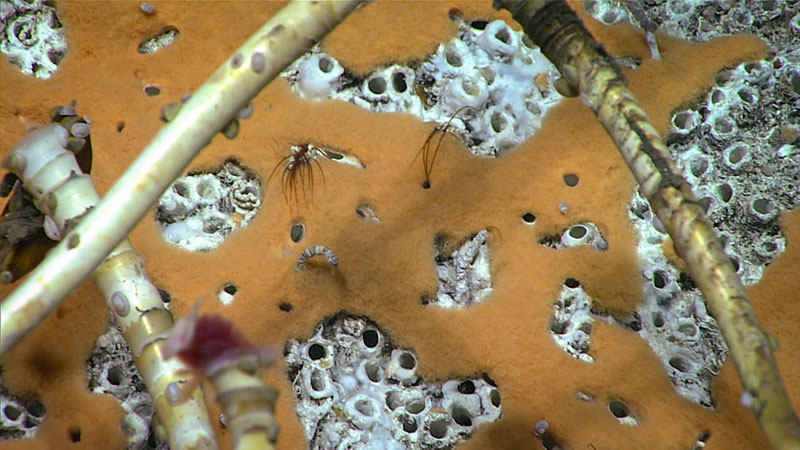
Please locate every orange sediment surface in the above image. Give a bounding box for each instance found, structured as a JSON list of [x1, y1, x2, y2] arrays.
[[1, 1, 795, 449]]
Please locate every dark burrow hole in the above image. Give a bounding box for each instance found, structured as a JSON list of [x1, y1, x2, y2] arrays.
[[222, 284, 237, 295], [569, 225, 587, 239], [157, 288, 171, 303], [728, 145, 746, 164], [470, 20, 488, 30], [690, 158, 708, 177], [564, 278, 580, 288], [368, 76, 387, 95], [430, 419, 448, 439], [550, 319, 567, 335], [490, 389, 501, 407], [144, 85, 161, 96], [653, 271, 667, 289], [522, 212, 536, 224], [290, 222, 305, 243], [669, 355, 690, 373], [445, 47, 463, 67], [27, 400, 46, 418], [401, 414, 418, 433], [4, 404, 21, 420], [365, 362, 381, 382], [677, 272, 696, 290], [451, 404, 473, 427], [563, 173, 579, 187], [391, 72, 407, 92], [310, 369, 326, 391], [752, 198, 773, 215], [386, 391, 401, 410], [673, 111, 692, 130], [116, 122, 125, 132], [608, 400, 630, 418], [308, 343, 326, 360], [422, 180, 431, 189], [279, 302, 293, 312], [542, 433, 560, 450], [318, 56, 333, 73], [457, 380, 475, 395], [652, 312, 664, 328], [107, 365, 124, 386], [494, 27, 511, 44], [48, 49, 66, 65], [68, 427, 81, 443], [362, 329, 379, 348], [738, 88, 754, 104], [717, 183, 733, 202], [399, 352, 416, 370], [406, 399, 425, 414], [173, 182, 189, 198]]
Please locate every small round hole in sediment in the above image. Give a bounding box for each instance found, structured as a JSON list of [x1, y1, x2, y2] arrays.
[[290, 222, 305, 243], [27, 400, 45, 418], [608, 400, 630, 418], [144, 85, 161, 96], [522, 212, 536, 224], [68, 427, 81, 443], [563, 174, 579, 186], [222, 284, 237, 295]]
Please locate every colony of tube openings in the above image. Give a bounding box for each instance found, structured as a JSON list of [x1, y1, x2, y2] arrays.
[[284, 313, 502, 450], [548, 0, 799, 411], [282, 18, 565, 157]]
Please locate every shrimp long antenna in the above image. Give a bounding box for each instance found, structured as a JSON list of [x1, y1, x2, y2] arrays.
[[412, 105, 474, 189]]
